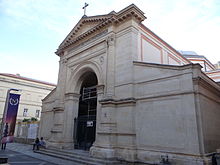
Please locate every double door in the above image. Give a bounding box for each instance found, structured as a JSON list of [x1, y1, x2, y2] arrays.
[[74, 86, 97, 150]]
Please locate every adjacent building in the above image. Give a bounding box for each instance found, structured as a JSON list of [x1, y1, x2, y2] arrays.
[[0, 73, 56, 121], [180, 50, 220, 83]]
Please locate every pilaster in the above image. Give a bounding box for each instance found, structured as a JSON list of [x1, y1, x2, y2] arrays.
[[48, 106, 64, 147], [62, 92, 80, 148], [56, 57, 68, 106], [90, 84, 117, 159], [105, 33, 116, 98]]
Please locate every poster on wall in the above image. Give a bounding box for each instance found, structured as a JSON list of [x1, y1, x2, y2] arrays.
[[1, 93, 20, 143], [27, 123, 38, 139]]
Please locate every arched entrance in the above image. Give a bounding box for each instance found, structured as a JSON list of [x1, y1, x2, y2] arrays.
[[74, 72, 98, 150]]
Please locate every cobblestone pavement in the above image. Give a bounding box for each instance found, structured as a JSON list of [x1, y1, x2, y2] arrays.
[[1, 143, 81, 165]]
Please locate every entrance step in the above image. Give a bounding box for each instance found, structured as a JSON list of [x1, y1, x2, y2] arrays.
[[34, 148, 122, 165]]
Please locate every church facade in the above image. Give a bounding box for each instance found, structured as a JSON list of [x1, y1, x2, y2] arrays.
[[39, 4, 220, 165]]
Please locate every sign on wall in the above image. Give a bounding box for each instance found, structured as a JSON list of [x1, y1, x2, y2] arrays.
[[1, 93, 20, 143]]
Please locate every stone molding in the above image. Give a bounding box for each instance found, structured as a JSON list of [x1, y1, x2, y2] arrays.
[[133, 61, 200, 70], [193, 76, 220, 95], [97, 132, 136, 136], [64, 92, 81, 101], [52, 106, 64, 112], [96, 85, 105, 95], [51, 129, 62, 133], [99, 97, 136, 106], [66, 60, 104, 94]]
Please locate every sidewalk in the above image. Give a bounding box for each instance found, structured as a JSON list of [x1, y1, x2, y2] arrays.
[[6, 143, 81, 165]]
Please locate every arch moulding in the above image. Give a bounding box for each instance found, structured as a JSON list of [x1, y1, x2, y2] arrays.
[[66, 61, 104, 94]]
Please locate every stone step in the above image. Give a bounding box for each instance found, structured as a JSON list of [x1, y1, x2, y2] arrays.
[[34, 148, 121, 165], [35, 150, 89, 165], [45, 147, 90, 157]]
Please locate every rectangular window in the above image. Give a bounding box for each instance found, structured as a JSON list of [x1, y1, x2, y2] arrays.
[[23, 108, 28, 117], [35, 110, 40, 118]]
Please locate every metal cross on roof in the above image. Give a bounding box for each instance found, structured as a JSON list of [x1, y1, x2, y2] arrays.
[[82, 3, 89, 16]]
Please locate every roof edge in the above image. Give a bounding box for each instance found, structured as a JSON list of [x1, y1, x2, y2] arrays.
[[0, 73, 56, 86], [139, 23, 191, 64]]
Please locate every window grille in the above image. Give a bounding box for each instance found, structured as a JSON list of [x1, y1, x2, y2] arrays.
[[82, 86, 97, 101]]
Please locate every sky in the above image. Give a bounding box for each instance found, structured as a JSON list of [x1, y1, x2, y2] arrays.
[[0, 0, 219, 84]]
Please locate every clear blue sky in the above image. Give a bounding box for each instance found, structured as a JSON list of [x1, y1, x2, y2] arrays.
[[0, 0, 220, 84]]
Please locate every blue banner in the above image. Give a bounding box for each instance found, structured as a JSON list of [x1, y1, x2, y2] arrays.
[[2, 93, 20, 143]]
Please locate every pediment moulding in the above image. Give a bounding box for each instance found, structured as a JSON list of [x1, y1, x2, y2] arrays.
[[56, 4, 146, 56], [66, 29, 108, 56]]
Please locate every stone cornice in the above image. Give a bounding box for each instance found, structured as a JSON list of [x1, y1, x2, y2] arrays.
[[52, 106, 64, 112], [99, 97, 136, 106], [193, 76, 220, 96], [133, 61, 200, 70], [56, 4, 146, 56], [64, 92, 81, 101], [51, 129, 62, 133]]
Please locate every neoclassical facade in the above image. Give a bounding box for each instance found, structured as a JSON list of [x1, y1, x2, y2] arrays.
[[39, 4, 220, 165]]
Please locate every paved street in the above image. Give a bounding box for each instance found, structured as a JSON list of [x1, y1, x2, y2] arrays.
[[0, 149, 56, 165], [0, 143, 80, 165]]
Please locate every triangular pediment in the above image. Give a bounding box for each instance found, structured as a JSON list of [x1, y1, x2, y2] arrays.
[[56, 4, 146, 55], [59, 14, 112, 49]]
